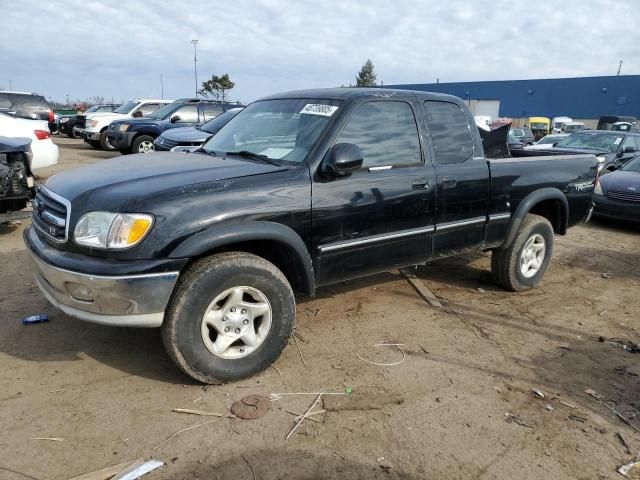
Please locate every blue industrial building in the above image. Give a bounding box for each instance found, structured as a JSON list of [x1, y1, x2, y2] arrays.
[[384, 75, 640, 120]]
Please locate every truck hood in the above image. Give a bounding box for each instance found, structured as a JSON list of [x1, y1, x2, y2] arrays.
[[85, 112, 127, 121], [112, 118, 168, 127], [44, 151, 289, 205]]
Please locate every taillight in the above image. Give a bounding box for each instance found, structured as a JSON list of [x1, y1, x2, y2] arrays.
[[34, 130, 50, 140], [48, 110, 55, 123]]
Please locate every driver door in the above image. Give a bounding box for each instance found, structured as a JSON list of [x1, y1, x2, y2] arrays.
[[312, 98, 437, 285]]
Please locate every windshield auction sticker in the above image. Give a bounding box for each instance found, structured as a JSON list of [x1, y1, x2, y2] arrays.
[[300, 104, 338, 117]]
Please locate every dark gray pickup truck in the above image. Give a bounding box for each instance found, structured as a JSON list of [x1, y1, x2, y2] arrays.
[[25, 88, 598, 383]]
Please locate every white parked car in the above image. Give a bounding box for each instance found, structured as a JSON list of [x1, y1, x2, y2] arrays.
[[523, 134, 569, 150], [0, 113, 58, 170], [77, 98, 172, 151]]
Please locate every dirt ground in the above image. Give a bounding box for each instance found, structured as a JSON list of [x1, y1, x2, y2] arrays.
[[1, 137, 638, 480]]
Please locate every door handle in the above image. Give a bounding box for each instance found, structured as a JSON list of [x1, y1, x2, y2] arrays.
[[411, 178, 430, 190], [442, 176, 457, 188]]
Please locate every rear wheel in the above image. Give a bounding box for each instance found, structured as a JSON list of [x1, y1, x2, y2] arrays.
[[99, 131, 117, 151], [162, 252, 295, 384], [491, 213, 554, 291], [132, 135, 155, 154]]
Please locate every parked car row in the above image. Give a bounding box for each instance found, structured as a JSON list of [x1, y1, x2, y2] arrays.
[[58, 104, 120, 138], [106, 98, 241, 154], [53, 97, 243, 155]]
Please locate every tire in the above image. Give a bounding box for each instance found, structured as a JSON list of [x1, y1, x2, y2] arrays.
[[491, 213, 554, 292], [131, 135, 156, 154], [66, 131, 76, 139], [99, 130, 117, 151], [119, 148, 131, 155], [162, 252, 295, 384], [89, 140, 101, 149]]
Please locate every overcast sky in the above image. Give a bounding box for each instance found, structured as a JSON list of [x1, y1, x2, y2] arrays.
[[2, 0, 638, 104]]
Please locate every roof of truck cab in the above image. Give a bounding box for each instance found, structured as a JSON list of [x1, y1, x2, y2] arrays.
[[258, 87, 464, 103]]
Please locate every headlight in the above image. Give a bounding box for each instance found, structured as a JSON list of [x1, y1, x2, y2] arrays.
[[90, 120, 99, 128], [593, 181, 603, 196], [118, 124, 129, 132], [74, 212, 154, 249], [60, 117, 69, 123]]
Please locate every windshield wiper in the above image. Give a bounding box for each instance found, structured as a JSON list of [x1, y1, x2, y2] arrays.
[[225, 150, 281, 166]]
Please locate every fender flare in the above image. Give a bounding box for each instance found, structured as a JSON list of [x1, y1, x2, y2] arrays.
[[501, 187, 568, 249], [169, 221, 315, 295]]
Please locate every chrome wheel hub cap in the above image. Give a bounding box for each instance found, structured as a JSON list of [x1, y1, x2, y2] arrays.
[[520, 234, 546, 278], [138, 141, 154, 153], [201, 286, 272, 359]]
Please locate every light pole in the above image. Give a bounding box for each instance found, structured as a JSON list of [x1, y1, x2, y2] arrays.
[[159, 73, 164, 99], [191, 39, 199, 98]]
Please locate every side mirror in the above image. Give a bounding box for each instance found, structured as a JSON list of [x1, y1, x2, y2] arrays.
[[623, 145, 636, 154], [170, 114, 181, 123], [326, 143, 363, 176]]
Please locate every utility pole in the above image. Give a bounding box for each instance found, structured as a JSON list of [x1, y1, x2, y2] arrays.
[[160, 73, 164, 99], [617, 60, 623, 76], [191, 39, 199, 98], [9, 79, 12, 90], [65, 94, 70, 106]]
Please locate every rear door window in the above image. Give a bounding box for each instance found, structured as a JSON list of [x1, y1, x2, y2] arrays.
[[203, 104, 224, 121], [424, 101, 474, 164]]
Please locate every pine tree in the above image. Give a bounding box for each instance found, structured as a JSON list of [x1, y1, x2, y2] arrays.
[[199, 74, 236, 101], [355, 59, 377, 87]]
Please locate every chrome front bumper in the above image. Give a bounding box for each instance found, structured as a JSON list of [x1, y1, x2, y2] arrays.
[[28, 250, 179, 327]]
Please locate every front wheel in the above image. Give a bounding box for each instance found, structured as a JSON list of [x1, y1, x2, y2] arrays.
[[132, 135, 156, 154], [162, 252, 295, 384], [99, 130, 117, 151], [491, 213, 554, 291]]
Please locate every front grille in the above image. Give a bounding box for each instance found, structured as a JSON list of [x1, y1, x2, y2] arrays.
[[76, 115, 86, 128], [32, 187, 70, 242], [608, 190, 640, 202], [155, 136, 179, 151]]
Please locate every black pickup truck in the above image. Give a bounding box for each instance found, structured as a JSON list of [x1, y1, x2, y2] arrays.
[[24, 88, 597, 383]]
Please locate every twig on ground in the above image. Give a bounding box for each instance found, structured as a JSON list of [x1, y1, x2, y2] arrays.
[[585, 389, 640, 433], [355, 343, 406, 366], [236, 385, 266, 388], [286, 393, 322, 440], [29, 437, 63, 441], [153, 417, 224, 450], [292, 334, 307, 367], [285, 409, 325, 423], [241, 454, 257, 480], [269, 392, 347, 400], [0, 466, 41, 480], [271, 365, 283, 377], [559, 401, 577, 409], [616, 432, 632, 455], [441, 298, 483, 339], [172, 408, 224, 417]]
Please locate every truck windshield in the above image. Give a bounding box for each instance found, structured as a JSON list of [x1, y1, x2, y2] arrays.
[[555, 132, 624, 152], [114, 101, 139, 114], [202, 98, 342, 163]]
